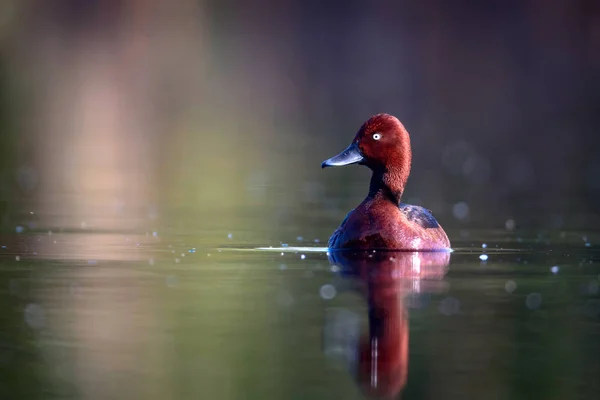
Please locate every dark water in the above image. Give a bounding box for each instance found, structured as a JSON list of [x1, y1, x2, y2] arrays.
[[0, 230, 599, 400]]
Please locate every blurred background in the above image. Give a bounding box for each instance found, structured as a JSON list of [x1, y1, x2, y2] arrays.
[[1, 0, 600, 244], [0, 1, 599, 399]]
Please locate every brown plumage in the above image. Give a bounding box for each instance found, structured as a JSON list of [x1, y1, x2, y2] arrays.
[[322, 114, 450, 251]]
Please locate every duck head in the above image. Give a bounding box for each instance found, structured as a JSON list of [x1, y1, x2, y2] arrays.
[[321, 113, 412, 172], [322, 113, 413, 201]]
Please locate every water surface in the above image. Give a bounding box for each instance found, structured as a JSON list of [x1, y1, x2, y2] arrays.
[[0, 230, 599, 399]]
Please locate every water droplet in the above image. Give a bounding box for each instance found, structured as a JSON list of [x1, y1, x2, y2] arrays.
[[330, 265, 340, 273], [462, 153, 490, 184], [175, 258, 180, 263], [505, 280, 517, 293], [479, 254, 488, 261], [152, 231, 158, 237], [550, 265, 559, 274], [439, 296, 460, 316], [15, 256, 20, 262], [505, 219, 516, 231], [452, 202, 469, 221], [24, 304, 45, 330], [279, 263, 287, 271], [300, 254, 306, 260], [526, 293, 542, 310], [482, 243, 487, 248], [320, 284, 337, 300], [15, 226, 23, 233], [227, 233, 233, 239], [297, 236, 303, 241]]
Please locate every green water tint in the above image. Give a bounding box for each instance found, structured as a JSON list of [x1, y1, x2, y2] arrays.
[[0, 233, 598, 399], [226, 246, 522, 254]]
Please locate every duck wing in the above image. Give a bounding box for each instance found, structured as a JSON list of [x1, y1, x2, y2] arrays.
[[399, 203, 440, 229]]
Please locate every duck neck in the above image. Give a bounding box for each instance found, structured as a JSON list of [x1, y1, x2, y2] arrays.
[[368, 167, 410, 205]]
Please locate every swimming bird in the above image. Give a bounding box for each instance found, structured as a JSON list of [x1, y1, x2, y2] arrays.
[[321, 113, 450, 251]]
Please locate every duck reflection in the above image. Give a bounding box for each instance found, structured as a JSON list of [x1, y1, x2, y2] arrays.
[[323, 250, 450, 398]]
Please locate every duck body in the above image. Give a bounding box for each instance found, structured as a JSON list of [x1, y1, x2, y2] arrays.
[[322, 113, 451, 251], [328, 200, 450, 250]]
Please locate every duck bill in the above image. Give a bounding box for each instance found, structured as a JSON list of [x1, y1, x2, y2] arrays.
[[321, 143, 364, 168]]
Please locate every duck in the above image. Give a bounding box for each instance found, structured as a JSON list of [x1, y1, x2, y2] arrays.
[[321, 113, 450, 251]]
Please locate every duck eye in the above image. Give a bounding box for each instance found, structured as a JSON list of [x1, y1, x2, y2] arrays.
[[373, 133, 382, 141]]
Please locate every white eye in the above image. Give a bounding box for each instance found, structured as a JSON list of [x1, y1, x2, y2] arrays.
[[373, 133, 382, 140]]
